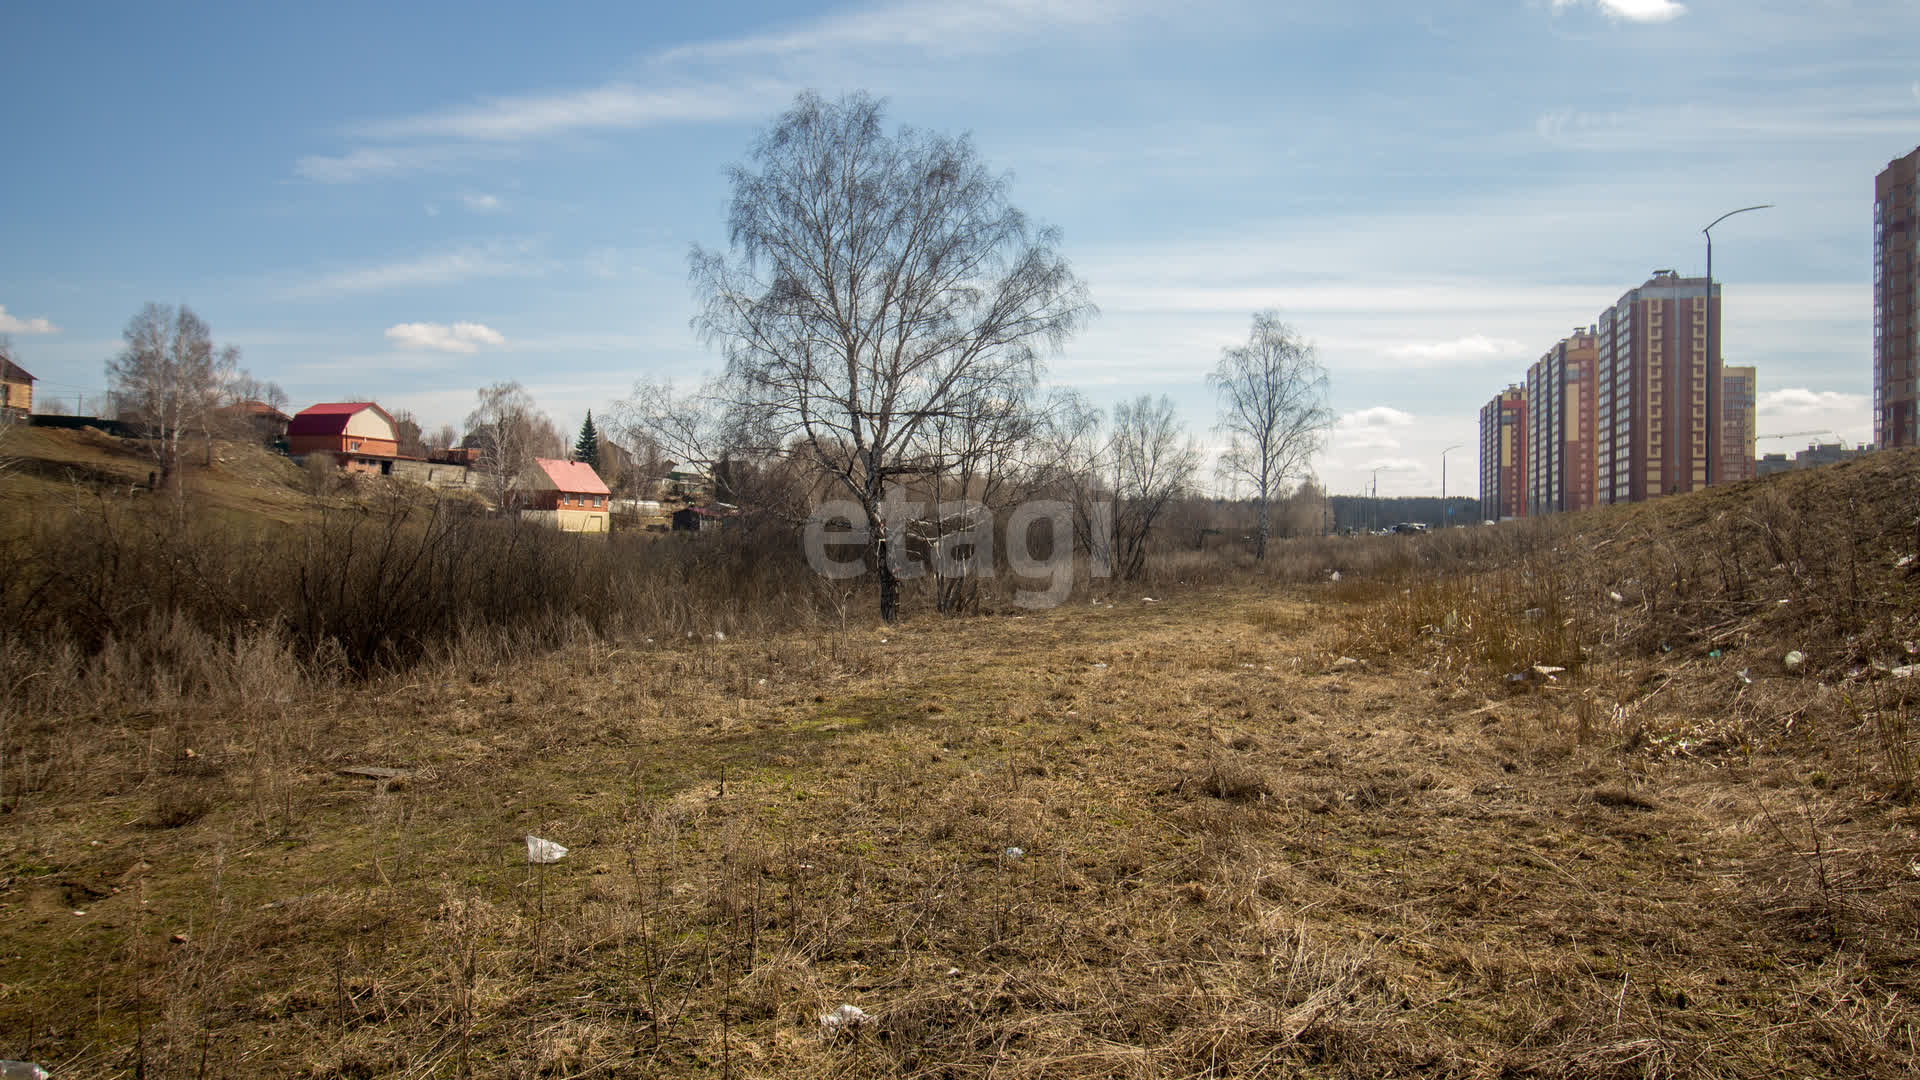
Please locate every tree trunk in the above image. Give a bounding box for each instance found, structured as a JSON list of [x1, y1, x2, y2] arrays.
[[1254, 498, 1269, 561]]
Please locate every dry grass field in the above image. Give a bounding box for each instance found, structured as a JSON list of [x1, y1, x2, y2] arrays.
[[1, 441, 1917, 1078]]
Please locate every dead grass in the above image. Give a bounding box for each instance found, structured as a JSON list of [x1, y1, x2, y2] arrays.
[[0, 451, 1917, 1077]]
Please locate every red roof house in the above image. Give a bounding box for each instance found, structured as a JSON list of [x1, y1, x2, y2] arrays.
[[513, 458, 612, 532], [288, 402, 398, 474]]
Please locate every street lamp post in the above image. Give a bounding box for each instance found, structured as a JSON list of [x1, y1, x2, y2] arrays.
[[1369, 465, 1388, 533], [1439, 443, 1463, 528], [1703, 204, 1772, 485]]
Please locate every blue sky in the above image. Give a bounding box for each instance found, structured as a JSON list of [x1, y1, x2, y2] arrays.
[[4, 0, 1916, 498]]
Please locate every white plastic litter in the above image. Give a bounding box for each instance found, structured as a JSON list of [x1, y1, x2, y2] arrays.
[[1328, 571, 1341, 582], [525, 835, 569, 864], [1004, 847, 1024, 859], [0, 1062, 51, 1080], [1783, 650, 1806, 673], [1142, 596, 1158, 603], [820, 1003, 868, 1038], [1892, 664, 1917, 680], [1608, 591, 1625, 604]]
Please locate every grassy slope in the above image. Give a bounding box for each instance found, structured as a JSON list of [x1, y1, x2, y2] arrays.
[[1, 451, 1917, 1078], [0, 425, 316, 523]]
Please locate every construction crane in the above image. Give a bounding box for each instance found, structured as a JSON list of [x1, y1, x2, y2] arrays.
[[1756, 429, 1836, 444]]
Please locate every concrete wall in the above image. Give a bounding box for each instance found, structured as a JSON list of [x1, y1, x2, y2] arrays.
[[520, 508, 609, 533], [391, 458, 472, 489]]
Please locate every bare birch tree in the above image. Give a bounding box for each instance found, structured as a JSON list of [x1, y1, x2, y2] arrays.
[[465, 381, 557, 509], [690, 91, 1093, 620], [106, 303, 238, 494], [1209, 311, 1332, 559], [1110, 394, 1199, 581]]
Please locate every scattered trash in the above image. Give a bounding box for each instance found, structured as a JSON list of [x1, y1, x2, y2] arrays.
[[0, 1063, 51, 1080], [1003, 847, 1024, 859], [525, 835, 569, 864], [1505, 672, 1530, 685], [70, 910, 86, 917], [1892, 664, 1918, 680], [1783, 650, 1806, 674], [713, 631, 726, 643], [1090, 662, 1107, 670], [1328, 570, 1341, 582], [820, 1003, 868, 1039], [1706, 649, 1722, 659], [1608, 590, 1625, 604], [1523, 608, 1544, 620], [1531, 665, 1566, 680], [1737, 668, 1753, 685], [1897, 554, 1915, 569], [1329, 656, 1363, 671], [946, 966, 962, 976], [1142, 596, 1158, 603]]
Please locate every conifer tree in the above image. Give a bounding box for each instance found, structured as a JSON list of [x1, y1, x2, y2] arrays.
[[574, 411, 601, 470]]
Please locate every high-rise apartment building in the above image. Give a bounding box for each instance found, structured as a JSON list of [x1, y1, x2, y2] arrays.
[[1875, 146, 1919, 448], [1525, 328, 1599, 515], [1478, 385, 1527, 521], [1594, 271, 1720, 504], [1720, 365, 1757, 484]]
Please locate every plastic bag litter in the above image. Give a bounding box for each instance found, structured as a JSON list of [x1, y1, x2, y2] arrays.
[[525, 835, 569, 864], [1783, 650, 1806, 673], [0, 1063, 51, 1080], [820, 1003, 868, 1039]]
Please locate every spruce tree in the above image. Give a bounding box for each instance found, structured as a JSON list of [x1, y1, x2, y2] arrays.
[[574, 411, 601, 470]]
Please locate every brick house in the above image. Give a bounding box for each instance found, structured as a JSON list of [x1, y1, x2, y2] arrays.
[[514, 458, 612, 532], [1, 357, 34, 422], [287, 402, 399, 474], [213, 399, 291, 445]]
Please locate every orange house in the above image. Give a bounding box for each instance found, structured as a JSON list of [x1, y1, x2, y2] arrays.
[[514, 458, 612, 532], [288, 402, 399, 474]]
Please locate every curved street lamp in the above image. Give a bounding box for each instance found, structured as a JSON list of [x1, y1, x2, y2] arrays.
[[1704, 204, 1772, 484]]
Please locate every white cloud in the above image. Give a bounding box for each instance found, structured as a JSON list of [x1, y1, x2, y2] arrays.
[[655, 0, 1127, 65], [460, 192, 504, 213], [300, 0, 1151, 180], [1384, 334, 1525, 362], [0, 306, 59, 335], [1755, 387, 1871, 446], [286, 245, 535, 298], [385, 322, 509, 353], [1338, 406, 1417, 429], [360, 81, 788, 142], [1551, 0, 1686, 22], [294, 144, 519, 183]]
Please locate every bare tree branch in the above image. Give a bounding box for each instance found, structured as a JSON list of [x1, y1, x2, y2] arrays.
[[1209, 311, 1332, 559], [689, 91, 1093, 619]]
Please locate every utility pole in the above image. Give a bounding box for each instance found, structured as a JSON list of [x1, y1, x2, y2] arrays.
[[1439, 443, 1462, 528]]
